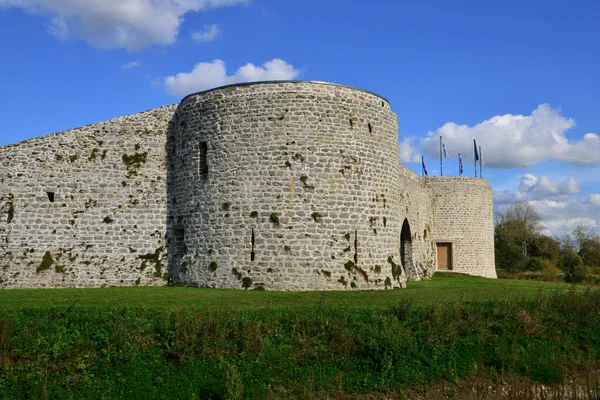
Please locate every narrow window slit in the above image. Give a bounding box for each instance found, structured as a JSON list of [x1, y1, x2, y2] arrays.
[[354, 230, 358, 264], [251, 229, 255, 261], [368, 123, 372, 133], [47, 192, 55, 202], [198, 141, 208, 176]]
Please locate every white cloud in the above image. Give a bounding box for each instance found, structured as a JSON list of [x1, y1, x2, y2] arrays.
[[164, 58, 301, 97], [121, 60, 141, 69], [517, 174, 580, 200], [495, 174, 582, 204], [494, 174, 600, 235], [191, 24, 220, 42], [399, 137, 421, 163], [415, 104, 600, 168], [0, 0, 247, 50]]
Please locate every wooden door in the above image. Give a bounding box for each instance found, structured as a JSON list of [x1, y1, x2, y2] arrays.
[[437, 243, 452, 270]]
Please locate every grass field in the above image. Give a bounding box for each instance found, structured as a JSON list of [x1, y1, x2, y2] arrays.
[[1, 273, 598, 399], [0, 272, 577, 310]]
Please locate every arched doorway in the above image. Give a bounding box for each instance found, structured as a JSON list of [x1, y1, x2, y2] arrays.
[[400, 219, 413, 273]]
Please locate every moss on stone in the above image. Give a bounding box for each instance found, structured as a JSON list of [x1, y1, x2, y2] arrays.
[[300, 175, 314, 189], [209, 261, 218, 272], [311, 212, 323, 223], [388, 256, 402, 280], [138, 247, 164, 278], [37, 251, 53, 274], [89, 148, 99, 161], [103, 216, 114, 224], [7, 201, 14, 224], [270, 213, 280, 225], [344, 261, 355, 271], [122, 151, 148, 177], [242, 277, 253, 289]]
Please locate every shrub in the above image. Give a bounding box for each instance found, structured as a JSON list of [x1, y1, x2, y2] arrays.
[[523, 256, 544, 272], [560, 248, 586, 283]]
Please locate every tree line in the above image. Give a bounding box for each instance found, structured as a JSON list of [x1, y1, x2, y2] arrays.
[[495, 202, 600, 283]]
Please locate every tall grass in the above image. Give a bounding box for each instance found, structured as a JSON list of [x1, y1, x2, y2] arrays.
[[1, 288, 599, 399]]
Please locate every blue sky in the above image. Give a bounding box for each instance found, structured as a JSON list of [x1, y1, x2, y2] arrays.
[[1, 0, 599, 235]]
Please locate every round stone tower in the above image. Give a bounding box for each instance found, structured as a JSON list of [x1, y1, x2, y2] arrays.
[[427, 177, 497, 278], [167, 81, 405, 290]]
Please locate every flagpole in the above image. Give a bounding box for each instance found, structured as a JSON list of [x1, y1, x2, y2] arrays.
[[422, 156, 424, 176], [458, 152, 461, 176], [479, 146, 483, 179], [439, 136, 443, 176], [473, 139, 477, 178]]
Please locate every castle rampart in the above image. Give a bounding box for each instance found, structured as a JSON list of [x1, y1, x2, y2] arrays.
[[0, 106, 176, 287], [0, 81, 496, 289]]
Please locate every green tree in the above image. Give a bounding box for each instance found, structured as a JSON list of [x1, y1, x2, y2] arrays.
[[529, 234, 561, 262], [559, 247, 586, 283], [496, 202, 543, 256], [495, 226, 526, 272], [572, 225, 600, 268]]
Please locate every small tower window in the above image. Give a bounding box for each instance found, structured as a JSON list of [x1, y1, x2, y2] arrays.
[[198, 142, 208, 176], [47, 192, 55, 202]]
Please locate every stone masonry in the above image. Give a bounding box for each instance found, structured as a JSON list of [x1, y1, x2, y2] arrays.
[[0, 81, 496, 289]]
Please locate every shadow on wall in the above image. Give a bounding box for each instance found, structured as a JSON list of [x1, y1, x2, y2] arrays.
[[165, 113, 182, 282], [401, 218, 413, 275]]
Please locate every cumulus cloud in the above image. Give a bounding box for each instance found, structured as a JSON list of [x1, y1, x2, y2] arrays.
[[494, 174, 600, 235], [414, 104, 600, 168], [191, 24, 220, 42], [0, 0, 247, 50], [517, 174, 580, 200], [164, 58, 300, 97]]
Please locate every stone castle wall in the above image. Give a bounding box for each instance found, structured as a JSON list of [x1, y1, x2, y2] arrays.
[[0, 80, 496, 289], [428, 177, 497, 278], [168, 82, 406, 290], [0, 105, 177, 288]]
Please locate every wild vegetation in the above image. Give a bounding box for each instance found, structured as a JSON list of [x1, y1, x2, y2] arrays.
[[495, 201, 600, 284], [0, 275, 599, 399]]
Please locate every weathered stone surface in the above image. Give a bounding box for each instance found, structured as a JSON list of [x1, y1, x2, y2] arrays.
[[0, 81, 496, 290]]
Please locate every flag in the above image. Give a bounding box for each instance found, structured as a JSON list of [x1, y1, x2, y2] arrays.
[[422, 157, 428, 176], [442, 143, 448, 159], [459, 154, 463, 175], [474, 140, 479, 162]]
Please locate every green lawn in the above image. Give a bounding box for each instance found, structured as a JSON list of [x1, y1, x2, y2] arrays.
[[0, 272, 578, 310], [1, 273, 598, 398]]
